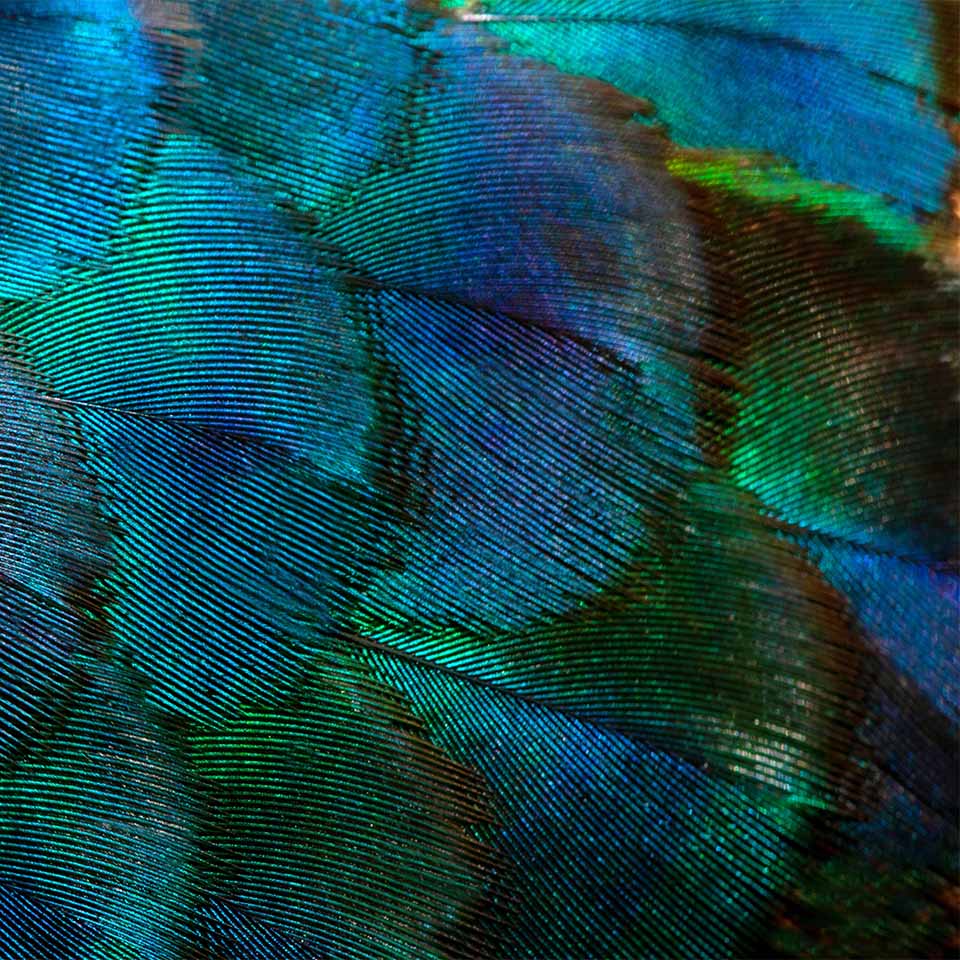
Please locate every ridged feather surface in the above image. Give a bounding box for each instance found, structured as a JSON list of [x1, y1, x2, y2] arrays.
[[0, 1, 957, 958]]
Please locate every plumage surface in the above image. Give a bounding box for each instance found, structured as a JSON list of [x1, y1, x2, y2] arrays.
[[0, 0, 957, 957]]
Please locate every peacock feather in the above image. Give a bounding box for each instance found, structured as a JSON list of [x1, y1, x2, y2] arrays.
[[0, 0, 957, 957]]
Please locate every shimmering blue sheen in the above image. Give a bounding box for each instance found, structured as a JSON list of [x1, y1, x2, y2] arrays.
[[1, 136, 375, 482], [485, 20, 953, 215], [0, 1, 160, 297], [0, 884, 125, 959], [322, 23, 708, 369], [359, 290, 697, 631], [76, 408, 369, 722], [189, 0, 417, 222], [329, 23, 706, 631], [809, 544, 960, 722], [369, 654, 804, 959], [470, 0, 940, 91]]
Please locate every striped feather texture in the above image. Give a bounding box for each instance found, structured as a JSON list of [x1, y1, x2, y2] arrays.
[[0, 1, 957, 957]]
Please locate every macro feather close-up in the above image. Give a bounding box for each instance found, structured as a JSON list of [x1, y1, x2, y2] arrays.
[[0, 0, 958, 957]]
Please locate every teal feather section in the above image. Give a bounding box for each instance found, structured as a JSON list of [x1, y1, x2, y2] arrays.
[[0, 661, 197, 958], [0, 1, 160, 299], [0, 883, 140, 959], [453, 0, 956, 216], [190, 654, 495, 959], [0, 357, 107, 761], [0, 1, 956, 958], [363, 650, 812, 958]]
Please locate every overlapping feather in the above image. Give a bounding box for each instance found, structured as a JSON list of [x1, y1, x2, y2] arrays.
[[0, 1, 956, 957]]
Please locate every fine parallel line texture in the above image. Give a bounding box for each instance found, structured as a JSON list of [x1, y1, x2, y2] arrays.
[[0, 1, 956, 958]]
